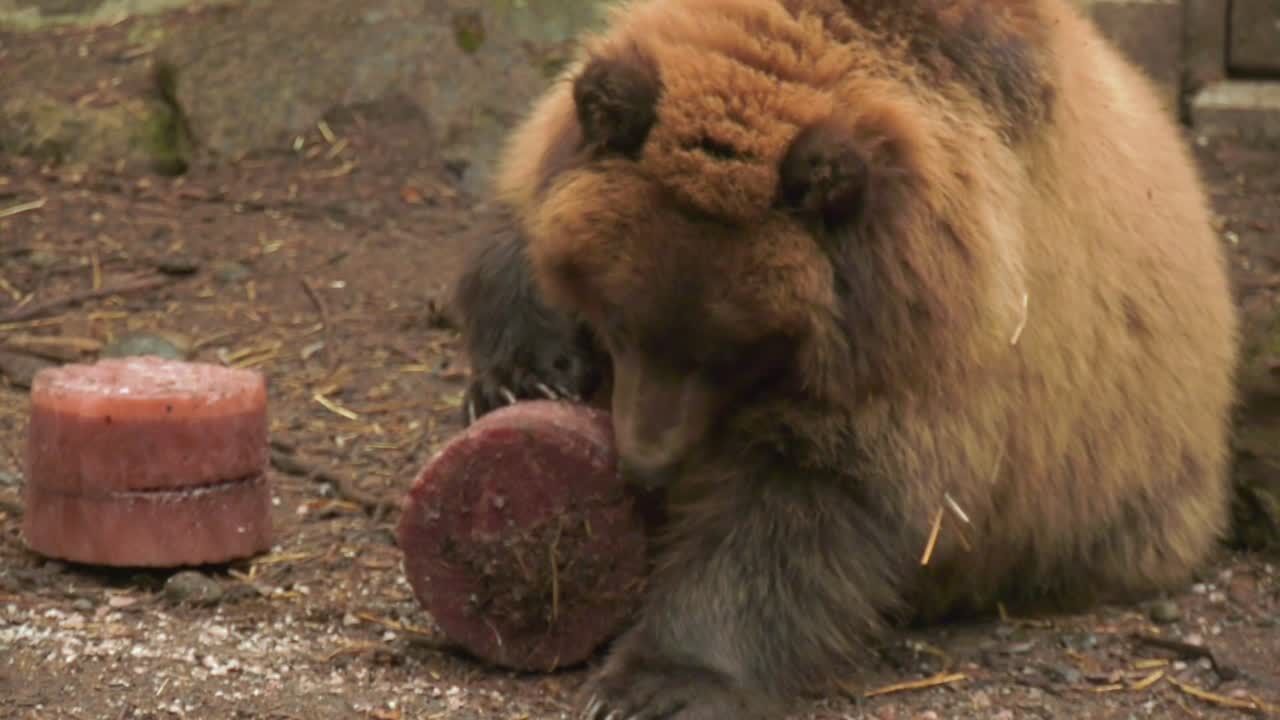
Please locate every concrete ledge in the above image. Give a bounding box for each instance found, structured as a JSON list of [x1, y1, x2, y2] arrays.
[[1190, 81, 1280, 140]]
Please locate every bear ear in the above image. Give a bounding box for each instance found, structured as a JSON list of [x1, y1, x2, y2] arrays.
[[572, 47, 661, 158], [778, 119, 880, 229]]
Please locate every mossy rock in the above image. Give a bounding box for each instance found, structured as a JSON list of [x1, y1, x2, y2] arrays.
[[0, 92, 190, 174], [154, 0, 616, 192], [0, 0, 233, 31]]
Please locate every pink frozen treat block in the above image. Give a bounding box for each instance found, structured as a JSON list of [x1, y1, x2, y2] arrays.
[[22, 356, 273, 567], [26, 355, 268, 492], [397, 400, 649, 672], [23, 475, 273, 567]]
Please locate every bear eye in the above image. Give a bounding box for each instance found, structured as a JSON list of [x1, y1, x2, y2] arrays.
[[689, 136, 744, 161]]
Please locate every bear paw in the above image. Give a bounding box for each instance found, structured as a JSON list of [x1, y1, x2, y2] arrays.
[[578, 658, 765, 720]]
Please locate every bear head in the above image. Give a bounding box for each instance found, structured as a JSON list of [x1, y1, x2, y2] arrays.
[[507, 4, 1026, 479]]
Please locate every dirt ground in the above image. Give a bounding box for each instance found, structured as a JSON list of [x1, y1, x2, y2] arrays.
[[2, 15, 1280, 720]]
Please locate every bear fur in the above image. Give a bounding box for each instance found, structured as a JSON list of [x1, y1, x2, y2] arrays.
[[452, 0, 1241, 717]]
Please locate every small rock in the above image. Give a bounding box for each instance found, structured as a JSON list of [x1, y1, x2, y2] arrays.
[[26, 250, 58, 269], [101, 332, 193, 361], [1047, 664, 1083, 685], [155, 255, 202, 276], [70, 598, 94, 612], [1148, 599, 1182, 624], [213, 261, 251, 285], [163, 571, 224, 606], [992, 710, 1014, 720], [0, 349, 54, 389], [971, 690, 992, 709], [1059, 632, 1099, 651], [0, 470, 19, 487]]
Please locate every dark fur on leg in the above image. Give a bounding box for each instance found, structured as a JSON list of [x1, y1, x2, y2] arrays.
[[452, 203, 609, 425], [581, 458, 910, 719]]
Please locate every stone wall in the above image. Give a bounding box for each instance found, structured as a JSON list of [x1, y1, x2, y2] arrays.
[[2, 0, 1276, 166], [1076, 0, 1280, 140]]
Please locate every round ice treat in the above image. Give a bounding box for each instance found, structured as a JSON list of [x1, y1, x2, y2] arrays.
[[22, 356, 272, 567], [22, 475, 273, 567], [396, 400, 649, 672], [26, 355, 268, 493]]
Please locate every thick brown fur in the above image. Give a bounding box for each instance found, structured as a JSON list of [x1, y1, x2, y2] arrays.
[[453, 0, 1240, 717]]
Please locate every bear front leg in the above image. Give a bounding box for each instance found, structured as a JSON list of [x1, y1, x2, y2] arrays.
[[452, 203, 608, 425], [579, 467, 908, 720]]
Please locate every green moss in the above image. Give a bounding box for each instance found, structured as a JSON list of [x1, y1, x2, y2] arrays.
[[134, 99, 188, 175], [452, 11, 485, 54]]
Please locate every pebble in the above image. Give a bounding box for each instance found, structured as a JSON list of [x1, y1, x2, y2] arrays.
[[163, 571, 224, 607], [155, 255, 202, 276], [213, 261, 251, 285], [1148, 599, 1182, 624], [0, 349, 54, 389], [1047, 663, 1083, 685], [70, 598, 94, 613], [1059, 632, 1099, 651], [100, 332, 193, 361], [26, 250, 59, 269]]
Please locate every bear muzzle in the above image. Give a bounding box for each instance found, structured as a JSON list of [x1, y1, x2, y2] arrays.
[[609, 348, 717, 490]]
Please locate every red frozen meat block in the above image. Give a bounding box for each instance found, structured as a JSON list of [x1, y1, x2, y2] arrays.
[[397, 400, 649, 673], [22, 356, 273, 567], [26, 355, 268, 493], [22, 475, 273, 567]]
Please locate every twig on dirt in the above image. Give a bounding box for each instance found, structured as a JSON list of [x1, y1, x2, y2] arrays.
[[269, 449, 392, 516], [0, 275, 172, 324], [2, 333, 102, 361], [300, 277, 333, 368], [862, 672, 968, 698], [317, 120, 336, 144], [0, 273, 23, 301], [1129, 669, 1165, 691], [1129, 632, 1242, 682], [312, 393, 360, 421], [320, 641, 400, 663], [1166, 675, 1279, 716], [352, 612, 448, 648], [0, 198, 46, 219]]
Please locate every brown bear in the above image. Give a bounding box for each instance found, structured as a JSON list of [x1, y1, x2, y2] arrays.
[[451, 0, 1241, 718]]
